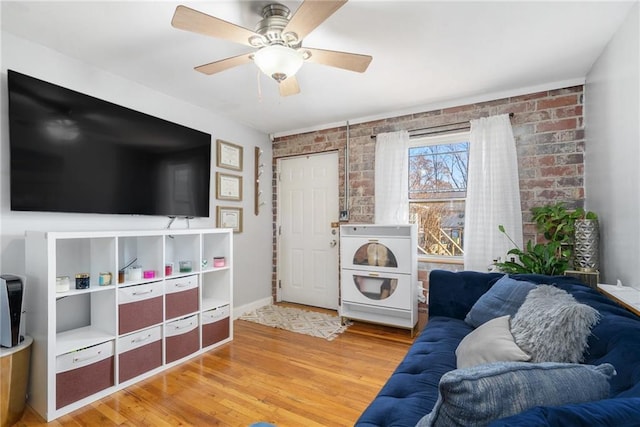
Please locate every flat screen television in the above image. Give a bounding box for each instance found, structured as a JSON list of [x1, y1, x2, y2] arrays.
[[7, 70, 211, 217]]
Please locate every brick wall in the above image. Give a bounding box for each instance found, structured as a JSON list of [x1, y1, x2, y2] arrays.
[[272, 85, 585, 302]]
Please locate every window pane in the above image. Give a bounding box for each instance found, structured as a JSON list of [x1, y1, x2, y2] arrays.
[[410, 200, 465, 256], [409, 142, 469, 200]]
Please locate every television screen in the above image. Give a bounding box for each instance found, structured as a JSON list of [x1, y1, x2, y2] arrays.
[[8, 70, 211, 217]]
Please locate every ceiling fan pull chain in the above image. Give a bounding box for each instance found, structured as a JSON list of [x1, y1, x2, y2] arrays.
[[257, 69, 263, 103]]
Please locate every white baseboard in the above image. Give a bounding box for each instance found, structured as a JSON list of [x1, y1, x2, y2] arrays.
[[233, 296, 273, 319]]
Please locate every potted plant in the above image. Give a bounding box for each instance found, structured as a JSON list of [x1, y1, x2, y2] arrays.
[[495, 203, 598, 275], [531, 202, 582, 245], [494, 225, 570, 275]]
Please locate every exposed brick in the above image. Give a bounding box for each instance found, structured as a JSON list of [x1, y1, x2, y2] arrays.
[[510, 91, 549, 102], [523, 223, 538, 236], [272, 85, 585, 299], [553, 130, 583, 143], [412, 109, 443, 120], [540, 165, 577, 177], [535, 188, 579, 200], [518, 168, 537, 180], [513, 111, 551, 124], [536, 118, 577, 133], [555, 105, 583, 118], [558, 176, 583, 187], [556, 153, 583, 165], [520, 178, 556, 189], [442, 104, 476, 115], [497, 101, 534, 115], [512, 123, 536, 138], [518, 157, 537, 169], [536, 142, 577, 155], [537, 155, 556, 167], [536, 95, 578, 110], [548, 86, 583, 96]]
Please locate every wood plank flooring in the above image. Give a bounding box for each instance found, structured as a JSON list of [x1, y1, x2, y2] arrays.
[[17, 307, 420, 426]]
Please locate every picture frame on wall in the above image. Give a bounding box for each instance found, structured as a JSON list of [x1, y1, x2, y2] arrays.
[[217, 206, 243, 233], [216, 139, 243, 171], [216, 172, 243, 201]]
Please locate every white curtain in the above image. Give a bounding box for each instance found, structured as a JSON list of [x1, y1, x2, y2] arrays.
[[375, 130, 410, 224], [464, 114, 523, 271]]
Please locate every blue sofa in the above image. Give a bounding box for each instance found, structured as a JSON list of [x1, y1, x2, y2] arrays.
[[356, 270, 640, 426]]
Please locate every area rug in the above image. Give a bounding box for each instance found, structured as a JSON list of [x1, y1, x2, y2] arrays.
[[239, 305, 349, 341]]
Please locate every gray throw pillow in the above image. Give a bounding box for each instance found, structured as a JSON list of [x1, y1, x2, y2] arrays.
[[416, 361, 616, 427], [456, 315, 530, 369], [511, 285, 600, 363], [464, 275, 536, 328]]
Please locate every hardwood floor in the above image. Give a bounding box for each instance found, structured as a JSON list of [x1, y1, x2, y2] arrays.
[[17, 308, 419, 426]]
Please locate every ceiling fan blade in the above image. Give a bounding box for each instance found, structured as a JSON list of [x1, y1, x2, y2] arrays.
[[304, 48, 372, 73], [284, 0, 347, 41], [279, 76, 301, 97], [194, 53, 254, 75], [171, 5, 259, 47]]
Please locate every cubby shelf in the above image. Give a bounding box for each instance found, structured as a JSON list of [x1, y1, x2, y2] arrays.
[[25, 228, 233, 421]]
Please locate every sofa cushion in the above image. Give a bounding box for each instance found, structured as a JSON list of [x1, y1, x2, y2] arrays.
[[464, 275, 536, 328], [512, 285, 600, 363], [416, 362, 616, 427], [488, 397, 640, 427], [428, 270, 504, 320], [456, 315, 530, 368]]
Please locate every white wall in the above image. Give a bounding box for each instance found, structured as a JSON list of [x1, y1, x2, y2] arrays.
[[585, 4, 640, 286], [0, 33, 274, 311]]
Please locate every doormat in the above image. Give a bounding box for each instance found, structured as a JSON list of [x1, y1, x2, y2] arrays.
[[239, 305, 349, 341]]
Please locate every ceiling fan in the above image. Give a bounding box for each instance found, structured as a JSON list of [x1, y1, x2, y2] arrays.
[[171, 1, 372, 96]]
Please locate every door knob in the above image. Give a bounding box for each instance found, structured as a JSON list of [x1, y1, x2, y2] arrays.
[[329, 239, 337, 248]]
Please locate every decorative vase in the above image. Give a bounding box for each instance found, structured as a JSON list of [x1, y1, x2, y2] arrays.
[[573, 219, 599, 272]]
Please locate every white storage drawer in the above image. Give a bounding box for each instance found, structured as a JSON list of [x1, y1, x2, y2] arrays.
[[56, 341, 114, 373], [164, 275, 198, 294], [118, 326, 162, 383], [165, 315, 198, 337], [165, 275, 199, 320], [118, 282, 163, 334], [56, 341, 114, 409], [202, 305, 230, 324], [202, 306, 230, 348], [165, 315, 199, 363], [118, 326, 162, 354], [118, 281, 163, 304]]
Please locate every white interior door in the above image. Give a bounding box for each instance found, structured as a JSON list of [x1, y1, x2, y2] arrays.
[[278, 152, 339, 310]]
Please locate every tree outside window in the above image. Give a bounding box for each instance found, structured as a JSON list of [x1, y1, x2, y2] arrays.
[[409, 134, 469, 258]]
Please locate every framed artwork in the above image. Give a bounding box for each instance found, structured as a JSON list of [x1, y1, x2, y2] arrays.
[[216, 139, 243, 171], [216, 172, 243, 201], [217, 206, 243, 233]]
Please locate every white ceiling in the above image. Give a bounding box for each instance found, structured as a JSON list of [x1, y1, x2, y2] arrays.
[[1, 1, 636, 136]]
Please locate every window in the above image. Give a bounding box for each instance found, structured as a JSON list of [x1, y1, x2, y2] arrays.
[[409, 132, 470, 259]]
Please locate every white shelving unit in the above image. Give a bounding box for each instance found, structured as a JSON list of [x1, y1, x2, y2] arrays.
[[25, 228, 233, 421], [339, 224, 418, 333]]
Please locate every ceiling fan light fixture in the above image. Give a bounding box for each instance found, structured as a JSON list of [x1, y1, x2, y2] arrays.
[[253, 45, 304, 82]]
